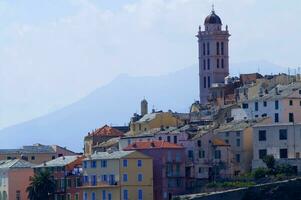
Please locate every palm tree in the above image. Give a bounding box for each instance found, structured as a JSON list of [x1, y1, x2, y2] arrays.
[[27, 169, 56, 200]]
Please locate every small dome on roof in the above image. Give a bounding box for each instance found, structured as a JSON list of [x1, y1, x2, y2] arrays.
[[204, 10, 222, 25]]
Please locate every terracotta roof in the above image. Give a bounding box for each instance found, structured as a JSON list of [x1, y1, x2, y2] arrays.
[[212, 138, 230, 146], [124, 141, 184, 150], [87, 125, 124, 137]]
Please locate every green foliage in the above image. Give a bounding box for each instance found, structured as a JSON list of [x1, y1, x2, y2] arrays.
[[221, 181, 255, 188], [275, 164, 296, 176], [252, 167, 269, 180], [27, 170, 56, 200], [262, 155, 276, 170]]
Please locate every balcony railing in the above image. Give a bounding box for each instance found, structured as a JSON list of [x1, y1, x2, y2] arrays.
[[81, 181, 119, 188]]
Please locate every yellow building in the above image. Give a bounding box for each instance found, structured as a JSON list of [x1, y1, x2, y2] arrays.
[[82, 150, 153, 200], [130, 111, 185, 135]]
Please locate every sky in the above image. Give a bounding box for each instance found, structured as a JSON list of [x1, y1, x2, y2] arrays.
[[0, 0, 300, 129]]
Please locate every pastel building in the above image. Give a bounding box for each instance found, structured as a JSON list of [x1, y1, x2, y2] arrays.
[[232, 82, 301, 123], [252, 123, 301, 173], [125, 141, 186, 200], [34, 155, 84, 200], [0, 159, 35, 200], [82, 150, 153, 200], [0, 144, 77, 164]]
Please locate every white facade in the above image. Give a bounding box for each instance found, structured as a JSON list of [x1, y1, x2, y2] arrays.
[[252, 123, 301, 172]]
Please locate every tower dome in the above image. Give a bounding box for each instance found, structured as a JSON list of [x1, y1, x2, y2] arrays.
[[204, 10, 222, 25]]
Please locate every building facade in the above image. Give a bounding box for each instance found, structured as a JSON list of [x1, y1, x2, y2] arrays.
[[34, 155, 84, 200], [82, 150, 153, 200], [252, 123, 301, 173], [197, 8, 230, 104], [0, 159, 35, 200], [125, 141, 186, 200]]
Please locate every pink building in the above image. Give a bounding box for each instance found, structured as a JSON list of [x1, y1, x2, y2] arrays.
[[0, 159, 35, 200]]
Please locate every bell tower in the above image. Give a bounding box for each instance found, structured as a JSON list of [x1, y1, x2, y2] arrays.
[[197, 6, 230, 104]]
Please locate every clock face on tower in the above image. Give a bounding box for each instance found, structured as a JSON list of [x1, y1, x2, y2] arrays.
[[197, 8, 230, 104]]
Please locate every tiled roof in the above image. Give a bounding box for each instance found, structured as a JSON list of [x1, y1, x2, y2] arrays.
[[124, 141, 184, 150], [212, 138, 230, 146], [0, 159, 36, 169], [87, 125, 125, 137], [0, 144, 55, 154], [84, 151, 135, 160], [35, 155, 82, 168]]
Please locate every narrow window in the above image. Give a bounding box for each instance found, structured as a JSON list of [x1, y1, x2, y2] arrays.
[[203, 77, 206, 88], [221, 59, 224, 68], [259, 130, 266, 141], [208, 76, 211, 88], [221, 42, 224, 55], [207, 42, 210, 55], [275, 100, 279, 110], [279, 129, 287, 140], [255, 102, 258, 111], [275, 113, 279, 123], [263, 101, 267, 107], [289, 113, 294, 122], [203, 59, 206, 70], [123, 160, 128, 167], [207, 58, 210, 70], [217, 59, 220, 68], [289, 100, 293, 106], [203, 43, 206, 55], [236, 154, 240, 163], [216, 42, 220, 55]]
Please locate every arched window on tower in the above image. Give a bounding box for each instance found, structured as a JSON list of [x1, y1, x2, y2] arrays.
[[221, 42, 224, 55], [203, 59, 206, 70], [208, 76, 211, 88], [221, 59, 224, 68], [203, 77, 207, 88], [203, 43, 206, 56], [207, 59, 210, 70], [217, 59, 220, 68], [207, 42, 210, 55], [216, 42, 220, 55]]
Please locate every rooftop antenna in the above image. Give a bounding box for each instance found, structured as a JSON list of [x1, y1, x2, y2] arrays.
[[212, 4, 215, 12]]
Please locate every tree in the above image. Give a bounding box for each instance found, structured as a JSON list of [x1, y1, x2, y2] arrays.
[[263, 155, 275, 171], [27, 170, 56, 200]]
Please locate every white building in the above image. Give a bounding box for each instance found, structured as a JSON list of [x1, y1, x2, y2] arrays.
[[252, 123, 301, 173]]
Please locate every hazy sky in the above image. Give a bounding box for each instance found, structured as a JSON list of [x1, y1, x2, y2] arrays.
[[0, 0, 300, 128]]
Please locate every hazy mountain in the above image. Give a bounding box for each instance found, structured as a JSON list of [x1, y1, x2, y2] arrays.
[[0, 60, 287, 152]]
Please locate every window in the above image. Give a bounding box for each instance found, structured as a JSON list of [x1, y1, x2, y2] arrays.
[[236, 154, 240, 163], [84, 192, 88, 200], [207, 58, 210, 70], [275, 100, 279, 110], [16, 190, 21, 200], [138, 189, 143, 200], [300, 101, 301, 106], [217, 59, 220, 68], [167, 136, 171, 142], [289, 113, 294, 122], [108, 193, 112, 200], [216, 42, 220, 55], [101, 175, 107, 182], [263, 101, 267, 107], [259, 130, 266, 141], [109, 175, 115, 185], [289, 100, 293, 106], [221, 59, 224, 68], [174, 136, 177, 144], [84, 176, 89, 184], [208, 76, 211, 88], [259, 149, 267, 159], [137, 160, 142, 167], [123, 174, 128, 182], [198, 167, 203, 173], [242, 103, 249, 109], [175, 153, 181, 161], [31, 156, 35, 160], [203, 43, 206, 55], [214, 150, 221, 159], [275, 113, 279, 123], [188, 150, 194, 160], [226, 132, 229, 137], [255, 102, 258, 111], [91, 160, 97, 168], [138, 173, 143, 182], [92, 192, 96, 200], [102, 190, 106, 200], [123, 189, 129, 200], [101, 160, 107, 168], [221, 42, 224, 55], [279, 129, 287, 140], [299, 90, 301, 95], [123, 159, 128, 167], [280, 149, 288, 158], [203, 77, 206, 88], [91, 175, 97, 186], [203, 59, 206, 70], [236, 139, 240, 147], [158, 136, 162, 140], [207, 42, 210, 55], [83, 161, 88, 168], [75, 193, 79, 200], [236, 131, 240, 137], [225, 139, 229, 144], [199, 150, 205, 158], [197, 140, 201, 147]]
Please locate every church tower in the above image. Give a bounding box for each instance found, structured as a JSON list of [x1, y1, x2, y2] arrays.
[[197, 7, 230, 104]]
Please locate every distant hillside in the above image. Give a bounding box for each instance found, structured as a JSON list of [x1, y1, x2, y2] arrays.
[[0, 60, 287, 152]]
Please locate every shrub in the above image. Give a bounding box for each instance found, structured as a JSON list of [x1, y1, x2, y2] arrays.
[[252, 167, 269, 180], [275, 164, 296, 176]]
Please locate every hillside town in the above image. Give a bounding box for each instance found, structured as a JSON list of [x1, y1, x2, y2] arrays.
[[1, 7, 301, 200]]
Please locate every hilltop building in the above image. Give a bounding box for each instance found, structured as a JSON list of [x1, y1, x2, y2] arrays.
[[197, 7, 230, 104]]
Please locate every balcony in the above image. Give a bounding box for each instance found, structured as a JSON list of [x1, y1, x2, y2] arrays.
[[81, 181, 120, 188]]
